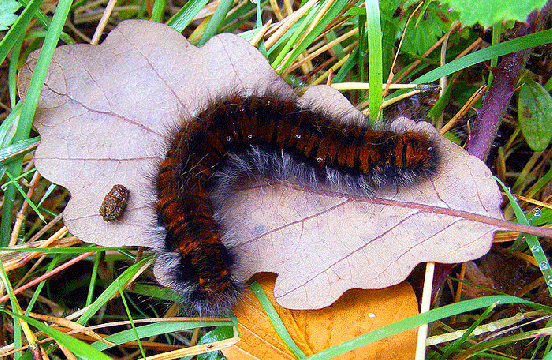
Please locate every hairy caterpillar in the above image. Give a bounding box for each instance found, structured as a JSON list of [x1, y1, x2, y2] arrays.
[[154, 93, 439, 315]]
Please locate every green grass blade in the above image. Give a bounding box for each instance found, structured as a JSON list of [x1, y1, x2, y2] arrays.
[[4, 170, 45, 222], [219, 0, 257, 31], [151, 0, 166, 22], [276, 1, 347, 72], [85, 252, 102, 307], [36, 183, 55, 208], [5, 311, 113, 360], [495, 177, 552, 297], [250, 279, 306, 359], [414, 29, 552, 84], [119, 289, 146, 358], [454, 324, 552, 359], [272, 4, 320, 71], [0, 0, 43, 66], [254, 0, 262, 29], [333, 47, 359, 83], [0, 137, 40, 166], [91, 320, 233, 351], [8, 33, 24, 108], [306, 295, 545, 360], [365, 0, 383, 122], [25, 257, 60, 315], [1, 0, 72, 247], [527, 166, 552, 198], [438, 303, 496, 359], [167, 0, 209, 32], [17, 0, 74, 44], [357, 15, 366, 90], [77, 255, 153, 325], [197, 0, 233, 45], [0, 255, 24, 359], [0, 102, 21, 148]]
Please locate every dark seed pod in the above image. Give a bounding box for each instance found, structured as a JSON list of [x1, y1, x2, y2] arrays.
[[99, 184, 130, 221]]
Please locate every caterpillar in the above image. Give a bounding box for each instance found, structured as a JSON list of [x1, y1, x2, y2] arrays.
[[153, 93, 439, 315]]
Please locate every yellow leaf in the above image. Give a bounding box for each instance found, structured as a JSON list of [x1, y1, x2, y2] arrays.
[[224, 274, 418, 359]]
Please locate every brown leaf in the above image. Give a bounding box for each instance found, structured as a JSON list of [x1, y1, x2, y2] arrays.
[[222, 112, 502, 309], [462, 252, 539, 298], [462, 261, 498, 298], [19, 20, 502, 310], [18, 19, 292, 248], [224, 274, 418, 360]]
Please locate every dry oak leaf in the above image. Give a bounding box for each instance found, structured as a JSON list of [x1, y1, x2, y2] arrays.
[[223, 112, 503, 309], [18, 19, 293, 248], [224, 273, 417, 360], [18, 20, 503, 310]]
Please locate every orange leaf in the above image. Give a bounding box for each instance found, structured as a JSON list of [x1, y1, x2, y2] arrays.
[[224, 274, 418, 359]]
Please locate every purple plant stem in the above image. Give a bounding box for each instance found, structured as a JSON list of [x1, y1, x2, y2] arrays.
[[467, 6, 548, 161], [468, 50, 531, 160]]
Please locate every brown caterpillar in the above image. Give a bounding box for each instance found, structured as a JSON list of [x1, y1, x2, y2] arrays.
[[154, 93, 439, 315]]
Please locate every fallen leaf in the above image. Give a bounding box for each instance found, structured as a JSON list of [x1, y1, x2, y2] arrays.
[[223, 273, 418, 360], [462, 261, 498, 298], [18, 19, 292, 248], [19, 20, 503, 310], [518, 77, 552, 151], [223, 114, 503, 309], [462, 252, 539, 298]]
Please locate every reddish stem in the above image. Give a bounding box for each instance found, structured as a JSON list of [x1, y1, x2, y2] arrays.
[[467, 5, 549, 160]]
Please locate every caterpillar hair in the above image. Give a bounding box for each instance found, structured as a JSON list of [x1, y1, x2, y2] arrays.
[[153, 93, 439, 315]]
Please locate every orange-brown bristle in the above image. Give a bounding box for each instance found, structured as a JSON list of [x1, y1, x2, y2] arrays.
[[402, 132, 438, 173], [153, 93, 439, 315]]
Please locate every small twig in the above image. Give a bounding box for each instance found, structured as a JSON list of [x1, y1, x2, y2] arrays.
[[269, 0, 284, 20], [298, 0, 334, 45], [283, 27, 358, 76], [436, 20, 459, 129], [416, 262, 435, 360], [310, 52, 351, 86], [144, 337, 240, 359], [265, 0, 318, 50], [90, 0, 118, 45], [454, 37, 484, 60], [331, 82, 437, 90], [3, 226, 69, 272], [384, 2, 424, 97], [0, 141, 39, 164], [378, 89, 421, 112], [10, 171, 41, 246], [505, 193, 552, 210], [64, 21, 92, 43], [440, 85, 487, 135], [249, 19, 272, 47], [393, 21, 461, 84], [515, 276, 545, 297], [26, 213, 64, 244], [427, 311, 548, 346], [451, 262, 467, 324], [0, 252, 94, 304]]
